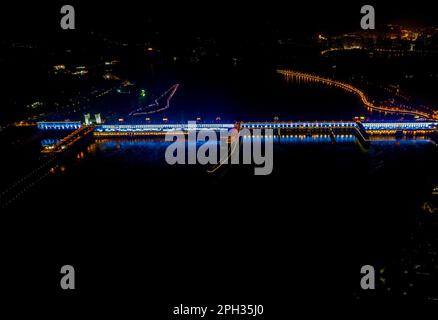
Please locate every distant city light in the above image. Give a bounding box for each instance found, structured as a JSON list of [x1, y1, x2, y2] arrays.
[[104, 60, 119, 65], [72, 70, 88, 75], [53, 65, 66, 71]]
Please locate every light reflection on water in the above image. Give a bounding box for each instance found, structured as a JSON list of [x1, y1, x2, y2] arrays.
[[39, 135, 437, 168], [92, 135, 359, 147], [369, 137, 433, 145], [41, 138, 61, 147], [89, 135, 434, 150], [39, 135, 438, 181]]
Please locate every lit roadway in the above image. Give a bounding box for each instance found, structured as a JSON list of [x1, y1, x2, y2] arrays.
[[277, 69, 434, 120], [41, 125, 94, 153]]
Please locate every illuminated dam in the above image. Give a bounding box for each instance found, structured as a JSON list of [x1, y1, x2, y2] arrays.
[[36, 121, 438, 134], [34, 120, 438, 153], [93, 123, 235, 136]]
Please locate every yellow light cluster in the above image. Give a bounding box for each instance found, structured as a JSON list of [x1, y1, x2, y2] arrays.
[[278, 69, 432, 119]]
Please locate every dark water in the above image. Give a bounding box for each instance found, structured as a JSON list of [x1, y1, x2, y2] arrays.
[[2, 71, 438, 305], [4, 134, 438, 301]]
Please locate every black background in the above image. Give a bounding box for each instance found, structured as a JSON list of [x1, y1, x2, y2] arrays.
[[1, 0, 437, 315]]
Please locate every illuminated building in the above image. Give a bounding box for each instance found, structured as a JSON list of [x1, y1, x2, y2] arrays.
[[95, 114, 102, 124], [84, 114, 91, 125]]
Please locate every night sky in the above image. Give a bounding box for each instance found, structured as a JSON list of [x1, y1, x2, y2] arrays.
[[1, 1, 437, 42]]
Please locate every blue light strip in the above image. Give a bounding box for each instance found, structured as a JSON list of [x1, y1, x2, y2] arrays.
[[240, 122, 356, 129], [362, 122, 437, 130], [95, 123, 236, 133], [240, 121, 437, 131], [37, 121, 82, 130], [37, 121, 437, 132]]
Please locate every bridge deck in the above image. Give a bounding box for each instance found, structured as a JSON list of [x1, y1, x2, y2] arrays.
[[42, 126, 94, 153]]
